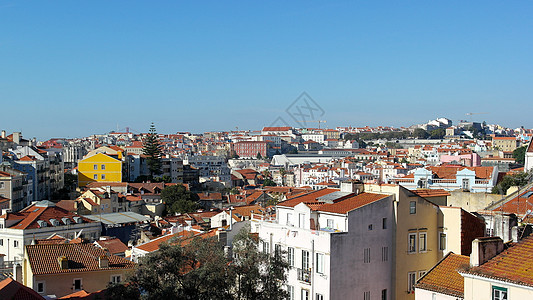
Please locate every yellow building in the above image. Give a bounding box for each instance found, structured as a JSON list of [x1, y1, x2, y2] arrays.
[[78, 153, 122, 187], [364, 184, 485, 300], [492, 137, 519, 152], [23, 243, 135, 298]]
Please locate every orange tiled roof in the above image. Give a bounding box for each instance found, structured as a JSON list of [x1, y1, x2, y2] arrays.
[[463, 235, 533, 287], [411, 189, 451, 198], [416, 252, 469, 298], [317, 193, 390, 214], [278, 188, 339, 208], [2, 203, 94, 230], [0, 277, 45, 300], [26, 243, 135, 275], [95, 238, 129, 255]]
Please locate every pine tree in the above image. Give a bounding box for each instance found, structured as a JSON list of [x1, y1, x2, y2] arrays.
[[142, 123, 163, 179]]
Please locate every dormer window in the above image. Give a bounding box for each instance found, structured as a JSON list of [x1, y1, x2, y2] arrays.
[[49, 219, 60, 226], [37, 220, 47, 228]]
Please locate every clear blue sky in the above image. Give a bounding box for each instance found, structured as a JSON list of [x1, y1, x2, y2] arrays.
[[1, 1, 532, 140]]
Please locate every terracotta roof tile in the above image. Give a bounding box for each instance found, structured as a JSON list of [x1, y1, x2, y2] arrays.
[[26, 243, 135, 275], [0, 277, 45, 300], [416, 252, 469, 297], [317, 193, 390, 214], [463, 235, 533, 287]]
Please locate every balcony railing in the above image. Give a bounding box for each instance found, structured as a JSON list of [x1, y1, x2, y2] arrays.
[[297, 268, 311, 284]]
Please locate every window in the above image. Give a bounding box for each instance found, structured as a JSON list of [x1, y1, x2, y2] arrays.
[[419, 270, 426, 279], [419, 232, 427, 252], [93, 164, 98, 170], [368, 224, 373, 230], [73, 278, 82, 291], [111, 275, 122, 284], [382, 217, 387, 229], [36, 281, 45, 294], [287, 213, 293, 226], [408, 233, 417, 253], [262, 241, 270, 254], [301, 289, 309, 300], [327, 219, 334, 229], [14, 240, 19, 248], [302, 250, 309, 270], [93, 174, 98, 180], [299, 213, 305, 228], [439, 232, 447, 251], [364, 248, 370, 263], [0, 239, 3, 246], [275, 244, 281, 257], [287, 285, 294, 300], [382, 246, 388, 262], [381, 289, 387, 300], [288, 247, 295, 267], [409, 201, 416, 214], [0, 182, 4, 188], [364, 291, 370, 300], [408, 272, 416, 293], [316, 253, 324, 274], [101, 174, 106, 180], [101, 164, 106, 170], [316, 294, 324, 300], [492, 286, 508, 300]]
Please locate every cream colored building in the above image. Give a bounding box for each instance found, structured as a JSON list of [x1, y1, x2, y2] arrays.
[[460, 236, 533, 300]]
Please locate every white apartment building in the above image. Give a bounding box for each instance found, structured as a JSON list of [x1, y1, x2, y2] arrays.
[[0, 200, 101, 262], [252, 182, 394, 300]]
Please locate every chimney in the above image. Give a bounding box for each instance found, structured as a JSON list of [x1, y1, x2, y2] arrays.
[[13, 263, 22, 283], [340, 179, 364, 195], [98, 255, 109, 268], [13, 132, 21, 144], [58, 256, 69, 269], [1, 130, 5, 139], [470, 237, 504, 267]]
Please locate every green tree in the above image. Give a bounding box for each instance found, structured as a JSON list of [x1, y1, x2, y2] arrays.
[[513, 146, 527, 165], [430, 128, 446, 139], [232, 225, 289, 300], [492, 171, 531, 194], [412, 128, 429, 139], [256, 152, 263, 159], [161, 184, 199, 215], [107, 237, 234, 300], [262, 179, 276, 187], [143, 123, 163, 179]]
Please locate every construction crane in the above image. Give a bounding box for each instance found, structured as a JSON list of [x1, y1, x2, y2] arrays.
[[465, 112, 488, 123], [300, 120, 327, 129]]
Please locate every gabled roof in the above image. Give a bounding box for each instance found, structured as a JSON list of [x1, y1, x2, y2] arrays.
[[278, 188, 340, 208], [94, 238, 129, 255], [462, 235, 533, 287], [0, 202, 93, 230], [135, 229, 216, 253], [25, 243, 135, 275], [0, 277, 45, 300], [317, 193, 390, 214], [416, 252, 469, 298]]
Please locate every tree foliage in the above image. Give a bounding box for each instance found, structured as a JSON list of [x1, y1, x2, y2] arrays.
[[143, 123, 163, 179], [262, 178, 277, 187], [430, 128, 446, 139], [107, 226, 290, 300], [492, 171, 532, 194], [513, 146, 527, 165], [107, 237, 233, 300], [161, 184, 199, 215]]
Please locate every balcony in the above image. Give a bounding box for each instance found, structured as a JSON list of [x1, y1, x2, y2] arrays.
[[297, 268, 311, 284]]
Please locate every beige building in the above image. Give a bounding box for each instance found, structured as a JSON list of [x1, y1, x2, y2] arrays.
[[491, 137, 519, 152], [364, 184, 485, 300], [23, 242, 135, 298]]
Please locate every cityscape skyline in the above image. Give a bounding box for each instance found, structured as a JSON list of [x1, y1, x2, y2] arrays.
[[1, 1, 532, 140]]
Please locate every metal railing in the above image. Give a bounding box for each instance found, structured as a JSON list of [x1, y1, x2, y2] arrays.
[[297, 268, 311, 283]]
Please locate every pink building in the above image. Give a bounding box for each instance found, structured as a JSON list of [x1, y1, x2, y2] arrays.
[[440, 153, 481, 167]]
